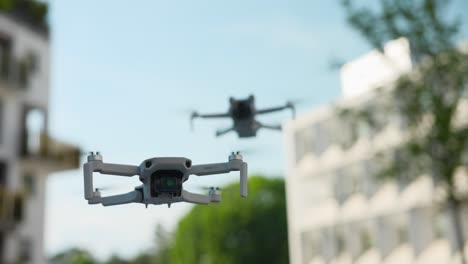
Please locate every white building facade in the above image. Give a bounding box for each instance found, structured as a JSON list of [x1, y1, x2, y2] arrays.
[[284, 39, 468, 264], [0, 11, 80, 264]]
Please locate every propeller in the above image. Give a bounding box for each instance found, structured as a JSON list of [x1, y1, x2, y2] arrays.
[[229, 146, 269, 157], [192, 185, 238, 194], [286, 98, 309, 106], [171, 108, 199, 131], [285, 98, 311, 119]]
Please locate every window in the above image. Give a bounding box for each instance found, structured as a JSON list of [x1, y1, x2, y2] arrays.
[[26, 53, 39, 73], [320, 228, 335, 262], [18, 239, 32, 263], [13, 194, 23, 222], [409, 207, 433, 255], [334, 164, 364, 204], [0, 98, 3, 144], [0, 235, 4, 264], [23, 174, 35, 196], [0, 162, 7, 186], [334, 169, 347, 204], [0, 33, 11, 80], [18, 60, 29, 87], [397, 225, 408, 244], [363, 160, 377, 198], [310, 121, 331, 156], [334, 225, 346, 256], [20, 107, 46, 157], [432, 209, 448, 240], [336, 119, 357, 150], [360, 230, 373, 253], [18, 53, 38, 88], [301, 231, 320, 263]]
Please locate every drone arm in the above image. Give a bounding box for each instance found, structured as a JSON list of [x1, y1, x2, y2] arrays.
[[216, 127, 234, 137], [100, 190, 143, 206], [256, 103, 295, 118], [84, 158, 140, 203], [256, 106, 287, 114], [181, 190, 219, 204], [191, 112, 230, 131], [189, 157, 248, 197], [258, 122, 282, 131], [189, 162, 230, 176], [195, 112, 230, 119], [97, 163, 140, 176]]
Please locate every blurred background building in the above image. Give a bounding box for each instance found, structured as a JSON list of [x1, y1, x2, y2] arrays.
[[0, 3, 80, 264], [285, 38, 468, 264]]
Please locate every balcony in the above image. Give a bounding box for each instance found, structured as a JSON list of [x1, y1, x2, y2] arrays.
[[0, 188, 24, 231], [20, 132, 81, 173]]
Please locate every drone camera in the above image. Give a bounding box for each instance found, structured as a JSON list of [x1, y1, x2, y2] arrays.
[[145, 161, 152, 168], [150, 170, 183, 197]]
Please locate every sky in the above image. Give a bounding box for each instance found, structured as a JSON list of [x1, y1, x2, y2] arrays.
[[42, 0, 467, 261]]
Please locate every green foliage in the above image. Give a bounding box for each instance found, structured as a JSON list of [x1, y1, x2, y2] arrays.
[[152, 224, 172, 264], [0, 0, 14, 10], [171, 176, 289, 264], [50, 248, 96, 264], [0, 0, 48, 30], [342, 0, 459, 57], [50, 176, 288, 264]]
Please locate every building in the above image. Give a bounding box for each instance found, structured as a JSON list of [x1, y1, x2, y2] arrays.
[[0, 3, 80, 264], [284, 39, 468, 264]]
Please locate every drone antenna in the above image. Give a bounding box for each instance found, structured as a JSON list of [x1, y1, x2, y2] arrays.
[[287, 102, 296, 119], [190, 112, 199, 131]]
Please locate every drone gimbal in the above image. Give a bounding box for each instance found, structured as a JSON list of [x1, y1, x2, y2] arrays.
[[83, 152, 248, 207]]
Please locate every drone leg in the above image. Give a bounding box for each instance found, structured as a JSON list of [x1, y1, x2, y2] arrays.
[[259, 123, 282, 131], [182, 190, 212, 204], [216, 127, 234, 137], [100, 190, 143, 206]]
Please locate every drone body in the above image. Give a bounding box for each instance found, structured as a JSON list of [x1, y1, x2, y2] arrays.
[[191, 95, 295, 138], [83, 152, 248, 207]]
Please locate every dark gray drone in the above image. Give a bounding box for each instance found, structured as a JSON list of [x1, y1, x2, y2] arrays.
[[191, 95, 295, 138]]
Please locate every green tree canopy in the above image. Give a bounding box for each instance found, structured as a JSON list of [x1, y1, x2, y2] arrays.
[[171, 176, 289, 264], [50, 248, 96, 264], [0, 0, 48, 31]]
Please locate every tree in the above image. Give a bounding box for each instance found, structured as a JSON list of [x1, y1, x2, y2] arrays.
[[50, 248, 96, 264], [170, 176, 289, 264], [152, 224, 172, 264], [102, 224, 173, 264], [340, 0, 468, 262]]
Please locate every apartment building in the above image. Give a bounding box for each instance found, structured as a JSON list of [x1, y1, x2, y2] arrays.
[[284, 39, 468, 264], [0, 4, 80, 264]]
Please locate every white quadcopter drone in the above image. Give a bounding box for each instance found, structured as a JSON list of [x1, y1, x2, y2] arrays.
[[83, 152, 248, 207]]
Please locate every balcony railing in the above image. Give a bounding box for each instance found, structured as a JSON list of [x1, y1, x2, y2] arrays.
[[21, 132, 81, 173]]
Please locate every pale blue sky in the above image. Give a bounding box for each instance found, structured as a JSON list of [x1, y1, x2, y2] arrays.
[[43, 0, 467, 260]]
